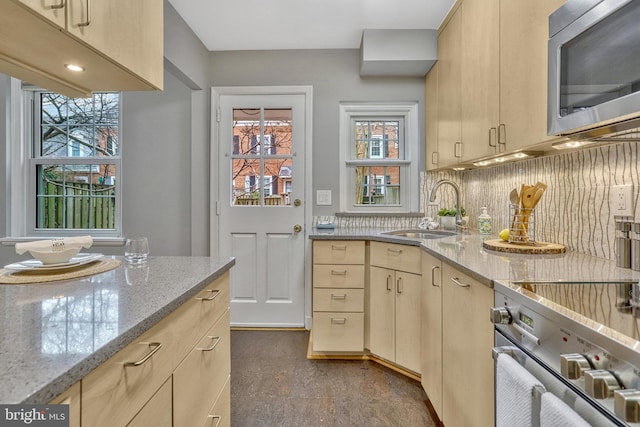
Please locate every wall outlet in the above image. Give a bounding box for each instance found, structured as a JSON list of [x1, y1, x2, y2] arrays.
[[611, 185, 633, 217]]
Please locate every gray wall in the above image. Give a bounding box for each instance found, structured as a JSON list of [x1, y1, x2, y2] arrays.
[[208, 49, 426, 216], [0, 8, 426, 265]]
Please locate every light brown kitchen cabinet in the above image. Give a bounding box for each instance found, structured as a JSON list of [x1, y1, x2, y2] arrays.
[[435, 4, 463, 167], [499, 0, 567, 151], [127, 379, 172, 427], [420, 252, 443, 420], [1, 0, 163, 98], [80, 272, 230, 427], [200, 376, 231, 427], [441, 262, 494, 427], [18, 0, 66, 27], [431, 0, 565, 167], [425, 63, 439, 171], [49, 382, 80, 427], [174, 311, 231, 426], [461, 0, 500, 161], [312, 240, 366, 353], [369, 242, 422, 373]]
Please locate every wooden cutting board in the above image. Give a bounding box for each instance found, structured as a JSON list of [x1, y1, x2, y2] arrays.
[[483, 239, 566, 254]]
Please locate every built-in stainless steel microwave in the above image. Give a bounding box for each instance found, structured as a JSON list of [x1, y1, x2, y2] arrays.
[[548, 0, 640, 139]]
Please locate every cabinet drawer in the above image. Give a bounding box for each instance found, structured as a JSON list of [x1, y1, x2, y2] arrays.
[[50, 382, 80, 427], [171, 272, 230, 367], [82, 314, 175, 427], [313, 240, 365, 265], [200, 375, 231, 427], [313, 264, 365, 288], [312, 312, 364, 352], [370, 242, 421, 274], [127, 378, 172, 427], [174, 310, 231, 427], [313, 288, 364, 312]]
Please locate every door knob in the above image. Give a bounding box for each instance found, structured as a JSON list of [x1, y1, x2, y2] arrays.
[[294, 199, 302, 206], [293, 224, 302, 232]]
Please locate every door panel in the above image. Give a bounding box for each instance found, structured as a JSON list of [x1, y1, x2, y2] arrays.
[[217, 91, 307, 327]]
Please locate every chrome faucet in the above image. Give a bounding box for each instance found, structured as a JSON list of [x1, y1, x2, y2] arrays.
[[429, 179, 466, 230]]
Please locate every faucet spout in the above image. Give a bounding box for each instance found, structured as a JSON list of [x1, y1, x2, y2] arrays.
[[429, 179, 464, 229]]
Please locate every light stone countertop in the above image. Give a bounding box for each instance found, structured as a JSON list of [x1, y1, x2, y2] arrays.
[[310, 227, 640, 286], [0, 256, 235, 404]]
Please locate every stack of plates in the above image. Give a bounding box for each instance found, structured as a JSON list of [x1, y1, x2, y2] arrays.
[[3, 253, 103, 272]]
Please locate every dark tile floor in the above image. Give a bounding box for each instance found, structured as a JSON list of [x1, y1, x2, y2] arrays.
[[230, 330, 436, 427]]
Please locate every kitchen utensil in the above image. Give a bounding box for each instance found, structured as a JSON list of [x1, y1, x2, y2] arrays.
[[509, 188, 518, 205]]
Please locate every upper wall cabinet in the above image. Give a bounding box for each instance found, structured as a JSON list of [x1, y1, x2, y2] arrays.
[[0, 0, 163, 98], [427, 0, 566, 168], [499, 0, 566, 151]]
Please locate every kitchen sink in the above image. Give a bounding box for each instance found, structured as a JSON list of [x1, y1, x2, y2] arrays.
[[383, 230, 457, 239]]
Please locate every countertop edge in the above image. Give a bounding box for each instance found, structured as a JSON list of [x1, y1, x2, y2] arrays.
[[23, 257, 236, 404]]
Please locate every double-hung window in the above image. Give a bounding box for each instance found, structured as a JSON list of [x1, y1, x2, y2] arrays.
[[8, 84, 122, 238], [339, 102, 420, 212]]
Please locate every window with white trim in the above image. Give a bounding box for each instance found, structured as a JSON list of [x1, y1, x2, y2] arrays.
[[339, 102, 420, 212], [7, 82, 122, 238]]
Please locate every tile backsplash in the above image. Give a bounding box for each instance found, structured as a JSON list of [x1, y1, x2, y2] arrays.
[[315, 141, 638, 262], [426, 141, 639, 261]]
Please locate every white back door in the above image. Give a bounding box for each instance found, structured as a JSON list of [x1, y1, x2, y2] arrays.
[[214, 88, 308, 327]]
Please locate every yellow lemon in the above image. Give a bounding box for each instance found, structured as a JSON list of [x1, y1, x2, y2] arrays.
[[499, 228, 510, 241]]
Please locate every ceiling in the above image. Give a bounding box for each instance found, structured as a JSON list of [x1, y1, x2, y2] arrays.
[[167, 0, 456, 52]]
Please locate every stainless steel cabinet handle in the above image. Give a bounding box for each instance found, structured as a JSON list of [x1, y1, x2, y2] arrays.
[[431, 265, 440, 287], [431, 151, 439, 165], [331, 244, 347, 250], [489, 127, 497, 147], [196, 289, 221, 301], [331, 293, 347, 300], [207, 415, 222, 427], [450, 277, 470, 288], [454, 142, 463, 158], [124, 342, 162, 367], [77, 0, 91, 27], [498, 123, 506, 152], [197, 336, 221, 352], [331, 269, 347, 276], [50, 0, 65, 9], [387, 248, 402, 255], [396, 277, 403, 294], [386, 275, 392, 291], [331, 318, 346, 325]]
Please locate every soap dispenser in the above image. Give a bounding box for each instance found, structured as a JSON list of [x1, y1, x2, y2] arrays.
[[478, 207, 492, 235]]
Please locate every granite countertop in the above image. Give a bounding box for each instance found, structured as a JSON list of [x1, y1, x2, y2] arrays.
[[310, 227, 640, 287], [0, 255, 235, 404]]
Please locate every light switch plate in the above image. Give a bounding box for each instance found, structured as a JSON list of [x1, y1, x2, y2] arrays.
[[316, 190, 332, 206], [611, 185, 633, 217]]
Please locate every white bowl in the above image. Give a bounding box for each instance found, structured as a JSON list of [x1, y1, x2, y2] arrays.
[[29, 247, 82, 265]]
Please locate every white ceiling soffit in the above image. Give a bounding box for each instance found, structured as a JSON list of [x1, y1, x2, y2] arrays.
[[360, 29, 437, 77], [167, 0, 456, 52]]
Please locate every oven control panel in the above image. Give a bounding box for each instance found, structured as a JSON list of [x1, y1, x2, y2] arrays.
[[493, 289, 640, 424]]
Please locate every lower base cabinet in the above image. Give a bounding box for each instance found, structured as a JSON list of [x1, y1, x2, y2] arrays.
[[201, 376, 231, 427], [441, 263, 494, 427], [75, 272, 231, 427], [128, 378, 172, 427]]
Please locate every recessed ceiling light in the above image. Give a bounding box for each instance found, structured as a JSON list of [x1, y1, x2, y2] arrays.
[[65, 64, 85, 72]]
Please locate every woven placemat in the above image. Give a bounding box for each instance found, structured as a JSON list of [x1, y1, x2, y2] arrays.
[[0, 258, 122, 284]]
